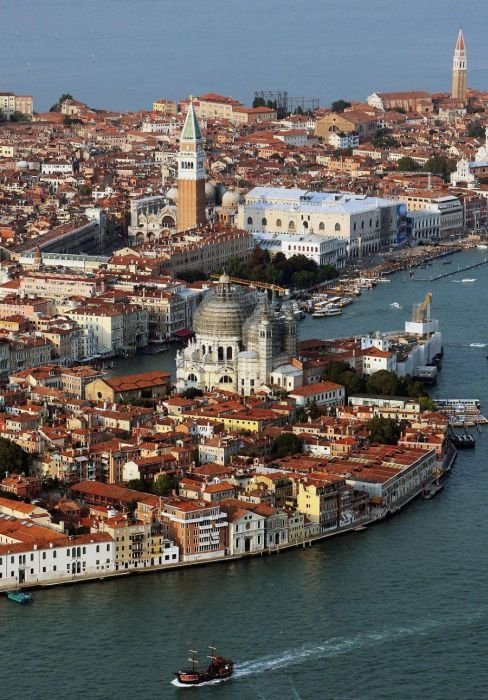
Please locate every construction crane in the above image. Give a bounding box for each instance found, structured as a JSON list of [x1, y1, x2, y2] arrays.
[[412, 292, 432, 323], [210, 274, 289, 296]]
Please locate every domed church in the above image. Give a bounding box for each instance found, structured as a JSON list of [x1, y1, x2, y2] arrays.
[[176, 274, 301, 395]]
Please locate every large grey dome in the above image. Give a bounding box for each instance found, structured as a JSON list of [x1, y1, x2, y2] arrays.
[[193, 277, 254, 338]]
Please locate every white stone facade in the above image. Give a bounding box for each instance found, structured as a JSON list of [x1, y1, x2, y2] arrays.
[[238, 187, 401, 256]]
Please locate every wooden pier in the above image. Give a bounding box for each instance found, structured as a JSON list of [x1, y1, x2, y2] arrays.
[[416, 258, 488, 281]]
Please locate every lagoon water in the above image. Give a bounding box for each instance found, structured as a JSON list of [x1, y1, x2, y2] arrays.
[[1, 249, 488, 700], [1, 0, 488, 112]]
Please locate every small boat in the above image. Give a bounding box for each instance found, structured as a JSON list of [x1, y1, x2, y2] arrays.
[[7, 590, 33, 604], [462, 278, 476, 283], [442, 260, 453, 265], [469, 343, 486, 348], [175, 645, 233, 686], [390, 302, 401, 309], [423, 482, 444, 500], [477, 244, 488, 250]]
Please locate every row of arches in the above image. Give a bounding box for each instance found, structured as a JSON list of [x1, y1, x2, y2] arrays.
[[246, 216, 340, 232], [201, 345, 233, 360], [187, 373, 233, 384]]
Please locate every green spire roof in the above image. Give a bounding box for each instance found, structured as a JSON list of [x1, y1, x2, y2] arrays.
[[181, 101, 202, 141]]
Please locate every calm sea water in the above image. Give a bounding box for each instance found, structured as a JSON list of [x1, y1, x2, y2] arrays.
[[1, 248, 487, 700], [1, 0, 487, 112]]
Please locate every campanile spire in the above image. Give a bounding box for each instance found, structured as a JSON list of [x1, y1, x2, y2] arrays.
[[177, 98, 206, 231], [451, 29, 467, 103]]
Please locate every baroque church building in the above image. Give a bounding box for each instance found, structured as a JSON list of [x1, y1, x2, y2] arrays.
[[176, 273, 302, 396]]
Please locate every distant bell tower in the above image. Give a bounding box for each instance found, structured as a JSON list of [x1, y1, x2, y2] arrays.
[[451, 28, 467, 103], [177, 99, 206, 231]]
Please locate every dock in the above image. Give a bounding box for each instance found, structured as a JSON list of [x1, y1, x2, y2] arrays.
[[416, 258, 488, 281]]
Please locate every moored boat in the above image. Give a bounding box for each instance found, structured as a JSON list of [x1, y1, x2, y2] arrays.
[[175, 645, 234, 686], [7, 589, 32, 604]]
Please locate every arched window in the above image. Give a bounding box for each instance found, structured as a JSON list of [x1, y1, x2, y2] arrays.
[[227, 346, 233, 360], [288, 221, 295, 231], [202, 345, 206, 355], [276, 218, 282, 227], [188, 373, 198, 382], [219, 375, 232, 383], [303, 221, 308, 229], [319, 222, 325, 231], [247, 216, 253, 225], [218, 346, 224, 361], [335, 223, 341, 232], [261, 217, 267, 226]]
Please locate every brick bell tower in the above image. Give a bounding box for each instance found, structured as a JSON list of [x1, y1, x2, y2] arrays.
[[177, 99, 206, 231], [451, 29, 467, 103]]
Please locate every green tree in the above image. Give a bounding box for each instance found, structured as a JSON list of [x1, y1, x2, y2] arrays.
[[331, 99, 351, 113], [372, 131, 398, 148], [50, 93, 74, 112], [252, 96, 266, 108], [153, 473, 175, 496], [0, 438, 30, 480], [10, 111, 31, 122], [365, 370, 399, 396], [396, 156, 421, 172], [272, 433, 303, 458], [367, 416, 401, 445], [182, 387, 203, 399], [308, 400, 321, 419], [127, 478, 146, 492], [467, 121, 485, 139], [423, 154, 456, 183], [79, 185, 92, 196]]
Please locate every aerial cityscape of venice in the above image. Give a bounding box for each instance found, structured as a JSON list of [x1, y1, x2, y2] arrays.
[[1, 1, 487, 698]]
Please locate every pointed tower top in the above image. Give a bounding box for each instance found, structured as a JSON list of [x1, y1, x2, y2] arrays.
[[181, 100, 202, 141], [455, 28, 465, 53]]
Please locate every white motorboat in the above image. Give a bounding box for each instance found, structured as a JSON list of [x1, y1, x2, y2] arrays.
[[462, 278, 476, 283]]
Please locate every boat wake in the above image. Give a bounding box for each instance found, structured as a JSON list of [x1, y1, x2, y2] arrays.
[[469, 343, 486, 348], [171, 677, 231, 688], [389, 302, 401, 309], [233, 624, 436, 679], [232, 609, 487, 680]]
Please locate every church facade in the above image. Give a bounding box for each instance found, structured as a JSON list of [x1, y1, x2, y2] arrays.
[[176, 274, 302, 396]]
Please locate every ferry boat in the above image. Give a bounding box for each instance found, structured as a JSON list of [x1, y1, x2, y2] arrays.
[[7, 590, 32, 604], [175, 645, 233, 685]]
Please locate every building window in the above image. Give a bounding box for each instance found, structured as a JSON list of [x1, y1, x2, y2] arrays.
[[335, 223, 341, 232], [227, 346, 233, 360], [261, 217, 267, 226], [288, 221, 295, 231], [319, 222, 325, 231], [247, 217, 253, 225], [276, 218, 282, 227]]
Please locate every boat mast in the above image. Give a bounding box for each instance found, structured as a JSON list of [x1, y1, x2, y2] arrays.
[[189, 649, 198, 673]]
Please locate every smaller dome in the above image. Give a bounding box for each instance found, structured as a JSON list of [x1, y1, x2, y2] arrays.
[[205, 182, 216, 201], [238, 350, 259, 360], [166, 186, 178, 203], [221, 189, 243, 209], [219, 272, 231, 285]]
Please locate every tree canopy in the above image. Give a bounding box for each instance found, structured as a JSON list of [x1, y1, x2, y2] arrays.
[[396, 156, 422, 172], [153, 473, 175, 497], [0, 438, 31, 480], [49, 93, 74, 112], [367, 416, 401, 444], [331, 100, 351, 113], [226, 247, 338, 289], [272, 433, 303, 458]]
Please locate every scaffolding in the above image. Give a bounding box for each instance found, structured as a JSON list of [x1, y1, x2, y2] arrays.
[[253, 90, 320, 115], [210, 274, 289, 296]]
